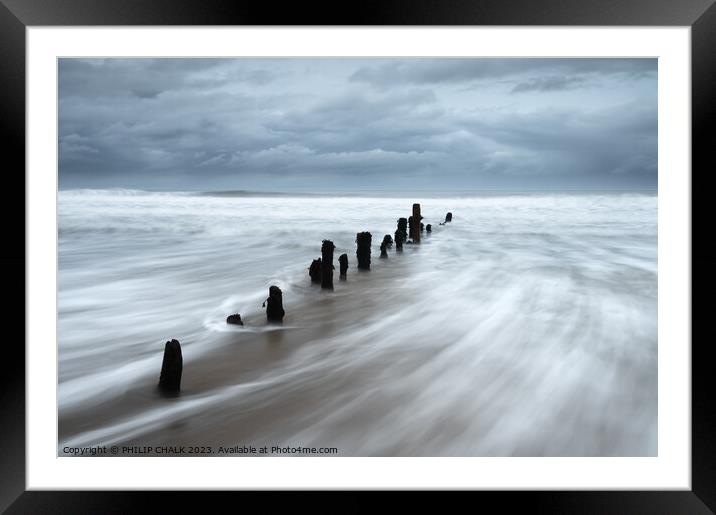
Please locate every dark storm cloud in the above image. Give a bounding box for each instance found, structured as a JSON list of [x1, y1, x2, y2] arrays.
[[349, 58, 657, 89], [457, 101, 657, 178], [58, 58, 657, 191], [511, 76, 586, 93], [59, 58, 278, 100], [131, 88, 163, 99]]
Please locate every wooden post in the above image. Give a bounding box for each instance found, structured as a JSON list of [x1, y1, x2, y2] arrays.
[[397, 217, 408, 242], [321, 240, 335, 290], [339, 253, 348, 278], [226, 313, 244, 325], [356, 232, 372, 270], [426, 224, 432, 233], [396, 218, 407, 250], [158, 339, 182, 393], [420, 222, 425, 233], [412, 203, 422, 243], [380, 234, 390, 258], [445, 212, 452, 223], [265, 285, 285, 323], [309, 258, 322, 283]]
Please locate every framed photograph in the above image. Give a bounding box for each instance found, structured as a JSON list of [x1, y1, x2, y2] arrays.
[[5, 0, 715, 511]]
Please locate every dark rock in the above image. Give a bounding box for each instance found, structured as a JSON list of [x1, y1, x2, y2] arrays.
[[226, 313, 244, 325], [264, 285, 285, 323], [356, 232, 372, 270], [158, 339, 182, 393], [309, 258, 322, 283], [339, 253, 348, 277], [321, 240, 335, 290]]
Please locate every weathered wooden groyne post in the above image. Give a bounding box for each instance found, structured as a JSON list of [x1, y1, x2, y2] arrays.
[[412, 203, 422, 243], [395, 218, 407, 251], [397, 218, 408, 242], [339, 253, 348, 279], [356, 232, 372, 270], [321, 240, 335, 290], [226, 313, 244, 325], [420, 222, 425, 233], [426, 224, 432, 233], [380, 234, 391, 258], [264, 285, 285, 323], [158, 339, 183, 393], [309, 258, 322, 283], [445, 212, 452, 223]]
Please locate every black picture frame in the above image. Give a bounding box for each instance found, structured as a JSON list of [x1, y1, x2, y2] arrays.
[[3, 0, 714, 512]]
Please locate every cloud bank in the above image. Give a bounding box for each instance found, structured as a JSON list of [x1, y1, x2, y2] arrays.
[[59, 58, 657, 191]]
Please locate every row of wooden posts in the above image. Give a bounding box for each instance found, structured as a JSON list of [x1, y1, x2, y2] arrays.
[[158, 205, 453, 394]]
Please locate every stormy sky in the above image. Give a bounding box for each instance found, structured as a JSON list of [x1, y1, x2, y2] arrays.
[[58, 58, 657, 192]]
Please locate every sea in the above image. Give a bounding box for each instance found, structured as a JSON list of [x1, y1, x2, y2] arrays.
[[58, 189, 657, 456]]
